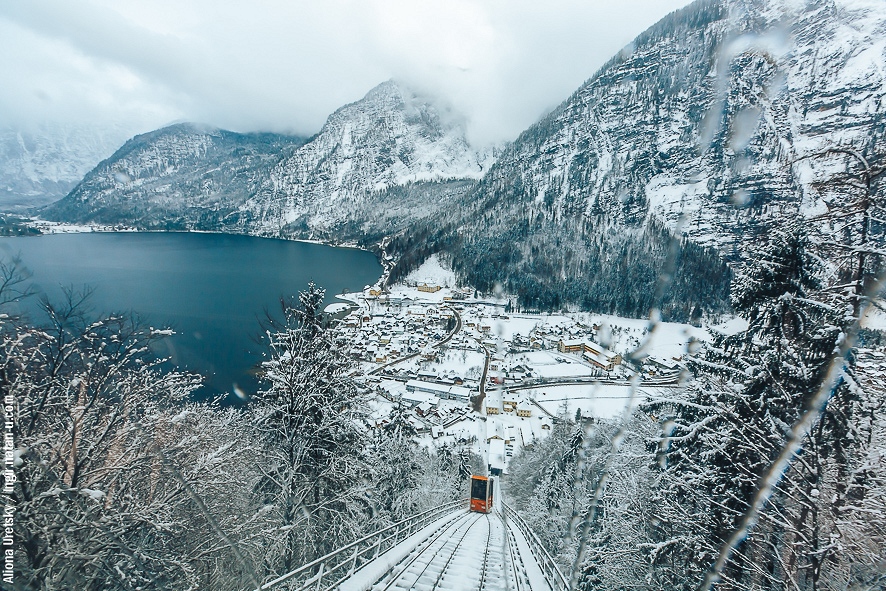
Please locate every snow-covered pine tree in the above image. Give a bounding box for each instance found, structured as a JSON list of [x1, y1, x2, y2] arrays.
[[506, 412, 663, 589], [792, 148, 885, 321], [368, 401, 424, 524], [367, 400, 468, 528], [251, 283, 370, 575], [652, 221, 871, 589], [785, 147, 886, 589], [505, 417, 578, 570], [381, 397, 417, 440], [639, 381, 725, 590]]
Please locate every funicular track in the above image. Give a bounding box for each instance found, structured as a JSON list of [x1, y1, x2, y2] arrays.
[[359, 505, 536, 591], [476, 514, 494, 591], [250, 497, 567, 591], [372, 511, 485, 591]]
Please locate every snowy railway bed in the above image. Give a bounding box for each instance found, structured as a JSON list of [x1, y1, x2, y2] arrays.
[[254, 497, 558, 591], [336, 507, 551, 591], [368, 511, 492, 591]]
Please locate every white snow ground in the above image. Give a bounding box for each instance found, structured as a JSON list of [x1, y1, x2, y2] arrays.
[[338, 504, 552, 591]]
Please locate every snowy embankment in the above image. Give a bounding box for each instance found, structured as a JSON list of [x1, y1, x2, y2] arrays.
[[402, 254, 458, 288]]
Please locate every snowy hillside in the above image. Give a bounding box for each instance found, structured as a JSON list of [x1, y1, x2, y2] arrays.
[[424, 0, 886, 317], [40, 124, 305, 229], [240, 81, 495, 236], [42, 81, 494, 240], [465, 0, 886, 248]]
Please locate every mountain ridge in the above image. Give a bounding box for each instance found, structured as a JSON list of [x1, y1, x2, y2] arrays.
[[41, 80, 495, 239], [34, 0, 886, 321], [41, 122, 306, 230], [417, 0, 885, 317]]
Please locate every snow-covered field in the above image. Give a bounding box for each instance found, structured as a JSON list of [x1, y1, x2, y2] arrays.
[[402, 253, 458, 288], [529, 384, 639, 420]]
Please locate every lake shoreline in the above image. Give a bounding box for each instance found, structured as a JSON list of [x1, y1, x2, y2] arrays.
[[0, 231, 384, 400], [12, 219, 389, 286]]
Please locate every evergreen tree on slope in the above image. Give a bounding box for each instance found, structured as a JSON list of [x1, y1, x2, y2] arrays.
[[647, 222, 864, 589], [251, 283, 370, 575]]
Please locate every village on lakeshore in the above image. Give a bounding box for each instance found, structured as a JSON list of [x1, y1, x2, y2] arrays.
[[13, 220, 736, 473], [328, 254, 713, 475], [16, 219, 727, 475]]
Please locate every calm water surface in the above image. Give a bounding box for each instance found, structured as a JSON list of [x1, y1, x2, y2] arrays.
[[0, 232, 382, 400]]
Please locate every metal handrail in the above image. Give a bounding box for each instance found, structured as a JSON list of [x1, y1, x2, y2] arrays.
[[252, 498, 466, 591], [502, 501, 569, 591]]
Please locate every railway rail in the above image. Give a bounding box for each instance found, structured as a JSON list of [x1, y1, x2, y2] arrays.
[[249, 490, 564, 591]]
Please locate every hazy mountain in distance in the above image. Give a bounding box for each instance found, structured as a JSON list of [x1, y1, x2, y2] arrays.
[[0, 123, 134, 212]]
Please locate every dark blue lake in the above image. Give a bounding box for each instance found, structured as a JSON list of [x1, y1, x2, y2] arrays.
[[0, 232, 382, 401]]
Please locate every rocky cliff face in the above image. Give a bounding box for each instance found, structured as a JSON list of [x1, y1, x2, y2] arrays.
[[463, 0, 885, 245], [432, 0, 885, 316]]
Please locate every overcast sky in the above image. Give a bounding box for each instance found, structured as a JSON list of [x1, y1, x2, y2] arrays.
[[1, 0, 692, 146]]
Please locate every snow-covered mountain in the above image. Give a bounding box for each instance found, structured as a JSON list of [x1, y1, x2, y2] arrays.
[[431, 0, 886, 316], [0, 123, 133, 211], [43, 81, 494, 237], [36, 0, 886, 320], [42, 123, 305, 229], [238, 81, 495, 237]]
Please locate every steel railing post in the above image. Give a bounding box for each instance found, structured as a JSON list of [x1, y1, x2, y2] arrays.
[[350, 545, 359, 575], [373, 533, 383, 559]]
